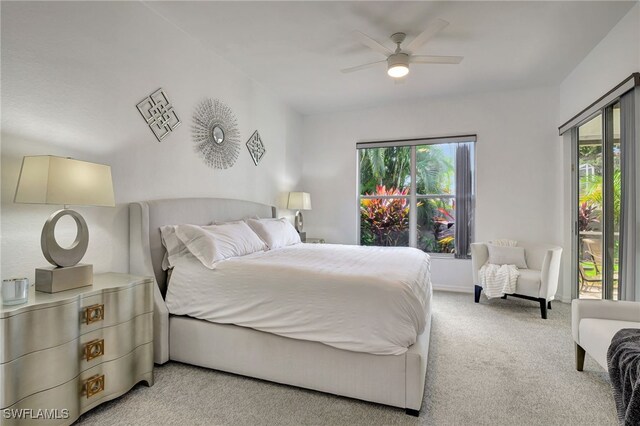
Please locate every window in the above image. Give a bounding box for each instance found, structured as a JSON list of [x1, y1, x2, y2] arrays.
[[357, 136, 476, 257], [560, 73, 639, 301], [575, 104, 622, 300]]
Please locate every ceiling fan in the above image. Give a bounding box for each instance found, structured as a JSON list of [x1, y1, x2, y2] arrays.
[[341, 18, 463, 79]]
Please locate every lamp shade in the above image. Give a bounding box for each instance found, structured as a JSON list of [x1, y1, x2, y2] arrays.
[[14, 156, 115, 207], [287, 192, 311, 210]]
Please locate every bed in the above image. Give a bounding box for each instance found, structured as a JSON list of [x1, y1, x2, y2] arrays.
[[129, 197, 432, 415]]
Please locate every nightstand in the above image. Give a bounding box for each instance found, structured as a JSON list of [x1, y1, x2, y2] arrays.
[[0, 273, 154, 425], [306, 238, 326, 244]]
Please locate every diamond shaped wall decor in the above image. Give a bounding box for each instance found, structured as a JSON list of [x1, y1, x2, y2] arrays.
[[246, 130, 266, 165]]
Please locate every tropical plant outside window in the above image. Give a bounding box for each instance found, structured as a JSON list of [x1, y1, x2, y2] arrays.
[[577, 104, 621, 300], [358, 139, 475, 256]]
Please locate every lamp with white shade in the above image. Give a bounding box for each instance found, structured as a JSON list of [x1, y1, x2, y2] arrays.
[[287, 192, 311, 234], [14, 155, 115, 293]]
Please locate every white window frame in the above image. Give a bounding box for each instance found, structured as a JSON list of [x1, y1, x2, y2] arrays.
[[356, 135, 476, 257]]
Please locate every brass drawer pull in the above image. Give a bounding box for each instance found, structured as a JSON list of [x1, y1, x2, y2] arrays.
[[84, 374, 105, 398], [84, 304, 104, 325], [84, 339, 105, 361]]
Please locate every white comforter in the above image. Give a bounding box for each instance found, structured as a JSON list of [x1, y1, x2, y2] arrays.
[[165, 243, 432, 355]]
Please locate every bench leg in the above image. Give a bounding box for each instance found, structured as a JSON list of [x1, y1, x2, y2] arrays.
[[576, 343, 585, 371], [538, 298, 547, 319], [405, 409, 420, 417], [547, 301, 552, 310], [501, 294, 507, 299], [474, 285, 482, 303]]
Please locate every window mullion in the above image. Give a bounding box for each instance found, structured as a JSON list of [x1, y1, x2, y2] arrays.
[[409, 146, 417, 248]]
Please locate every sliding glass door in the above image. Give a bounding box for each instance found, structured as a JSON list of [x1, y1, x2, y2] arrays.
[[576, 103, 621, 299]]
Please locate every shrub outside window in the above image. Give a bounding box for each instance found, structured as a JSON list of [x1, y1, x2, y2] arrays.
[[358, 136, 475, 257]]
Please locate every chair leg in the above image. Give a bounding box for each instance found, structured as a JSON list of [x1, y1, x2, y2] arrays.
[[547, 301, 552, 310], [576, 344, 585, 371], [474, 285, 482, 303], [405, 409, 420, 417], [538, 298, 547, 319]]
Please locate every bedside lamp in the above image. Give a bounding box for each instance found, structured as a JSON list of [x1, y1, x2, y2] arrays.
[[14, 156, 115, 293], [287, 191, 311, 233]]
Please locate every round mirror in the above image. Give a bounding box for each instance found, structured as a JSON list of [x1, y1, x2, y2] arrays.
[[212, 126, 225, 145]]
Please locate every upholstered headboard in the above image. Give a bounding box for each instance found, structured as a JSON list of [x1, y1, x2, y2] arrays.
[[130, 197, 276, 294], [129, 198, 276, 364]]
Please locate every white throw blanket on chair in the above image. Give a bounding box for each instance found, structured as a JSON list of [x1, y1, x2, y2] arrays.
[[478, 239, 520, 299]]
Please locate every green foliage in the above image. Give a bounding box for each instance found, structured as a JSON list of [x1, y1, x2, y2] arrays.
[[578, 202, 599, 232], [578, 145, 603, 171], [415, 146, 454, 195], [359, 145, 456, 252], [579, 169, 621, 227], [418, 198, 455, 253], [360, 186, 410, 247], [359, 145, 454, 196], [359, 147, 410, 195]]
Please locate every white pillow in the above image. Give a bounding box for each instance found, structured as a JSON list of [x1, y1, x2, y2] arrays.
[[212, 217, 258, 225], [487, 245, 528, 269], [245, 218, 301, 250], [204, 221, 267, 257], [175, 222, 267, 269], [160, 225, 192, 270]]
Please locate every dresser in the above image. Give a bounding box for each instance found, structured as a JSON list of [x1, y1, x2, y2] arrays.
[[0, 273, 154, 425]]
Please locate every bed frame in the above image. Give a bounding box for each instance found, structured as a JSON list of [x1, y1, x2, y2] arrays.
[[129, 198, 431, 415]]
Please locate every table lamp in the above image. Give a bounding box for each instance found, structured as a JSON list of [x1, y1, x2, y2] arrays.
[[287, 192, 311, 233], [14, 156, 115, 293]]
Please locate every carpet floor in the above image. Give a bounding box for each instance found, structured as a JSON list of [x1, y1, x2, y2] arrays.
[[76, 291, 617, 425]]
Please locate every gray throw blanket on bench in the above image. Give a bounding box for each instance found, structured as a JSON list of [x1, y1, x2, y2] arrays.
[[608, 328, 640, 425]]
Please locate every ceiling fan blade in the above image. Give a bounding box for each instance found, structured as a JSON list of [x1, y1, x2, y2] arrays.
[[353, 31, 392, 56], [341, 60, 386, 73], [405, 18, 449, 52], [410, 55, 463, 64]]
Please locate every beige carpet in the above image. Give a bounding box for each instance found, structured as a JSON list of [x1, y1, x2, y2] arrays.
[[76, 291, 617, 425]]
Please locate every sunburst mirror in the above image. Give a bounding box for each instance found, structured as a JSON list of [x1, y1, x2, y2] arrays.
[[192, 99, 240, 169]]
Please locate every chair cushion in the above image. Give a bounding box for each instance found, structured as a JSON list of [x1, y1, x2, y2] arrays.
[[514, 269, 541, 297], [579, 318, 640, 369]]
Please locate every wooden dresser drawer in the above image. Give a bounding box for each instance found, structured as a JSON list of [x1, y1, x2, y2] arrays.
[[1, 313, 152, 408], [0, 280, 153, 364], [1, 342, 153, 426]]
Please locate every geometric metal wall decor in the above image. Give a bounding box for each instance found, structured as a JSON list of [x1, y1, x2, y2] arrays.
[[246, 130, 266, 165], [136, 88, 181, 142], [192, 98, 240, 169]]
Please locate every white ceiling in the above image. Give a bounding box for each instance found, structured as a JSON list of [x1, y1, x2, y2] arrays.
[[147, 1, 635, 115]]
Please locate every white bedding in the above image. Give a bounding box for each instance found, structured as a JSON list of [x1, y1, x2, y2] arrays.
[[165, 243, 432, 355]]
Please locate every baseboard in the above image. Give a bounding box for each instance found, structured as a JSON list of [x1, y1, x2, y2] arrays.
[[432, 284, 473, 293], [433, 285, 571, 302], [554, 291, 572, 304]]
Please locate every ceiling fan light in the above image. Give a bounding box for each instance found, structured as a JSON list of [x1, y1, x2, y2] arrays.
[[388, 64, 409, 78], [387, 53, 410, 78]]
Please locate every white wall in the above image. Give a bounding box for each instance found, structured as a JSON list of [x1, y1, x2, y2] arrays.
[[1, 2, 303, 282], [301, 87, 562, 292], [556, 3, 640, 302], [558, 4, 640, 125]]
